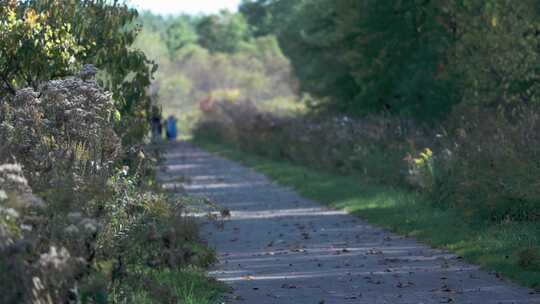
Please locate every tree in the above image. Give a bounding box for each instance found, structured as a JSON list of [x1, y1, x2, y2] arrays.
[[196, 11, 250, 53], [165, 17, 198, 57], [239, 0, 274, 36], [1, 0, 156, 119], [334, 0, 457, 119], [450, 0, 540, 110], [0, 1, 81, 95], [240, 0, 459, 121], [239, 0, 304, 37]]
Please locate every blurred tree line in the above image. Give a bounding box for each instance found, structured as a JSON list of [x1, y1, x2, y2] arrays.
[[239, 0, 540, 122], [134, 10, 297, 132]]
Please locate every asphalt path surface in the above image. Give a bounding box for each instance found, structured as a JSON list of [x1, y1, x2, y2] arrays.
[[160, 141, 540, 304]]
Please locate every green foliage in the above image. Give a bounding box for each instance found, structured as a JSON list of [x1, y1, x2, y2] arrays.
[[433, 105, 540, 221], [0, 0, 156, 122], [0, 1, 82, 95], [240, 0, 459, 120], [164, 17, 199, 57], [451, 0, 540, 109], [196, 11, 250, 53], [240, 0, 540, 121], [240, 0, 303, 37], [338, 0, 456, 118], [119, 268, 227, 304]]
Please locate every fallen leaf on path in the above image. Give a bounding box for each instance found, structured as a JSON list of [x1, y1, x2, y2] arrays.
[[396, 281, 415, 288]]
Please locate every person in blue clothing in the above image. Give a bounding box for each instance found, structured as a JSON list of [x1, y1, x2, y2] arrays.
[[165, 115, 178, 140]]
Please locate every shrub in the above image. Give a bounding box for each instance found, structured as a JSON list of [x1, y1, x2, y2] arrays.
[[0, 68, 213, 302], [0, 162, 85, 304], [195, 99, 540, 224], [518, 248, 540, 271], [195, 100, 432, 184], [0, 67, 121, 196], [434, 105, 540, 220]]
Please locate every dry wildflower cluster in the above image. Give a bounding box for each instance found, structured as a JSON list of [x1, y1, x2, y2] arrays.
[[0, 66, 121, 191], [0, 162, 84, 304], [0, 67, 211, 303]]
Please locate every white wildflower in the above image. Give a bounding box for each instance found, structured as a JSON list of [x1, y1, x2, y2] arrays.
[[30, 195, 45, 208], [3, 208, 19, 219], [20, 224, 32, 232], [67, 212, 82, 221], [64, 225, 80, 235], [0, 163, 23, 174], [80, 218, 98, 233], [121, 166, 129, 176], [39, 246, 71, 269], [0, 190, 7, 202]]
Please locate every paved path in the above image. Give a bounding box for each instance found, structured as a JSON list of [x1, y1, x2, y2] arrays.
[[160, 141, 540, 304]]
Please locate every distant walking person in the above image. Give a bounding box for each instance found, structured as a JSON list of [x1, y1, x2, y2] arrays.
[[150, 107, 162, 142], [166, 115, 178, 140]]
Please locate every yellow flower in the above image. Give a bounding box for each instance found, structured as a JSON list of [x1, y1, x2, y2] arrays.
[[491, 16, 497, 27], [24, 8, 39, 28]]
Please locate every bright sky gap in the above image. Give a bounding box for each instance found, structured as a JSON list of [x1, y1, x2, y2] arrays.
[[128, 0, 242, 15]]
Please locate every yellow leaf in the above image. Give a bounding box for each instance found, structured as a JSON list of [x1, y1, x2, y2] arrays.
[[491, 16, 497, 27]]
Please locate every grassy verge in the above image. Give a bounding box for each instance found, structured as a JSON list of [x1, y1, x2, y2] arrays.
[[126, 267, 227, 304], [127, 243, 227, 304], [194, 139, 540, 289], [99, 225, 227, 304]]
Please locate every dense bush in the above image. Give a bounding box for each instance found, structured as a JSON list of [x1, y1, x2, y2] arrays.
[[0, 71, 215, 303], [1, 66, 120, 192], [194, 99, 540, 223], [195, 100, 431, 184], [435, 106, 540, 220]]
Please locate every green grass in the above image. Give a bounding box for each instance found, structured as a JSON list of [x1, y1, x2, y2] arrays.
[[194, 139, 540, 289], [128, 267, 228, 304]]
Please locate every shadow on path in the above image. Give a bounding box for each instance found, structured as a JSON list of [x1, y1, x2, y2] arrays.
[[159, 141, 540, 304]]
